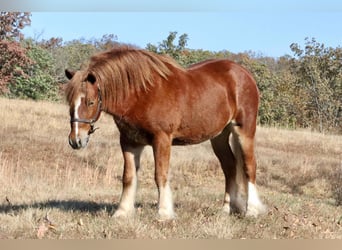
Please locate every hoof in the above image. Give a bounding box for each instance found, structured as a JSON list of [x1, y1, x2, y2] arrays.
[[157, 208, 176, 221], [246, 202, 267, 217], [221, 203, 247, 217], [113, 208, 134, 218], [221, 203, 230, 214], [247, 182, 267, 217]]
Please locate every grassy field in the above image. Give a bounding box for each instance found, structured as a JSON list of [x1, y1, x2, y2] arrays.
[[0, 97, 341, 239]]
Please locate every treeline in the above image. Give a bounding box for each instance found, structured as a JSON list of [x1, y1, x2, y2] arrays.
[[0, 13, 341, 133]]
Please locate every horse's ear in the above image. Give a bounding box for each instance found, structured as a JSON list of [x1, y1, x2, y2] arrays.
[[65, 69, 75, 80], [87, 73, 96, 84]]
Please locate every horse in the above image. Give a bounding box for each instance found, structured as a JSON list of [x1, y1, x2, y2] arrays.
[[64, 45, 266, 220]]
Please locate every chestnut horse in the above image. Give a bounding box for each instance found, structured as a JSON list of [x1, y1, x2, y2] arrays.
[[65, 45, 266, 220]]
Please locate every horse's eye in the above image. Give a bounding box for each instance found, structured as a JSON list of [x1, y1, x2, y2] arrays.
[[87, 100, 95, 106]]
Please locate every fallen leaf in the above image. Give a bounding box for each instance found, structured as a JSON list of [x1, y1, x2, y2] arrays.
[[78, 218, 84, 226], [48, 224, 57, 230]]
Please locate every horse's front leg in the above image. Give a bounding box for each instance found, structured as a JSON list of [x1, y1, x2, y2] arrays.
[[153, 132, 175, 220], [114, 135, 144, 218]]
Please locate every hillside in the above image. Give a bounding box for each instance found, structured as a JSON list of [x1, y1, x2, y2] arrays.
[[0, 97, 341, 239]]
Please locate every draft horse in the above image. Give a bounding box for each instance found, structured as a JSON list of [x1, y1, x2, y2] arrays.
[[65, 45, 266, 220]]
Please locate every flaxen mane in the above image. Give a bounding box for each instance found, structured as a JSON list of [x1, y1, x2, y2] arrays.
[[87, 45, 185, 106]]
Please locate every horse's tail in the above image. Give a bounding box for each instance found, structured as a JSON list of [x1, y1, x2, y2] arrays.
[[228, 123, 249, 214], [228, 123, 267, 216]]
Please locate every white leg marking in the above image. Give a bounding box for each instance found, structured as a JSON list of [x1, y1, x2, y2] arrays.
[[247, 182, 267, 217], [222, 192, 230, 213], [114, 174, 137, 218], [158, 181, 175, 220]]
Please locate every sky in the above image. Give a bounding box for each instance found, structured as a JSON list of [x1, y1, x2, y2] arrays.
[[5, 0, 342, 57]]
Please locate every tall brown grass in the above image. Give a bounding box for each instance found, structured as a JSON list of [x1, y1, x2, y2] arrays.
[[0, 97, 341, 239]]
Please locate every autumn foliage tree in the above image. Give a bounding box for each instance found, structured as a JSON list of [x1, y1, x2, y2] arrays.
[[0, 39, 32, 94], [0, 12, 32, 94], [9, 39, 58, 100], [0, 12, 31, 40]]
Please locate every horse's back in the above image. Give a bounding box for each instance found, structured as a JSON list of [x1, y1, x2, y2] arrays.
[[188, 59, 256, 85], [187, 59, 259, 107]]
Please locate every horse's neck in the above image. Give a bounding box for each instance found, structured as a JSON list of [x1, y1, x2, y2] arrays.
[[104, 94, 138, 118]]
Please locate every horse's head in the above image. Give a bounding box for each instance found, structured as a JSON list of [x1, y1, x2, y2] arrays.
[[65, 69, 102, 149]]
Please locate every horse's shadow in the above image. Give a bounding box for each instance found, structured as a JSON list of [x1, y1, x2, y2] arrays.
[[0, 199, 118, 215], [0, 200, 161, 215]]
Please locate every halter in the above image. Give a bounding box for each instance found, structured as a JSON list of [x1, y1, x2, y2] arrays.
[[70, 86, 102, 135]]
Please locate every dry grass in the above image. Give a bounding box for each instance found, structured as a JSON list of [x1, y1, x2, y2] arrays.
[[0, 97, 341, 239]]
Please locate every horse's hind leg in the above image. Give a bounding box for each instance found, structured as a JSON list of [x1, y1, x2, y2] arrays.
[[210, 125, 248, 215], [233, 123, 266, 217]]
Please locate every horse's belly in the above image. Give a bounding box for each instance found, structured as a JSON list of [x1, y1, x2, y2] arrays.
[[172, 124, 225, 145], [173, 107, 230, 145], [172, 135, 214, 145]]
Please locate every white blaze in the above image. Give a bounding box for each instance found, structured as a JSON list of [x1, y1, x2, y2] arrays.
[[74, 94, 84, 136]]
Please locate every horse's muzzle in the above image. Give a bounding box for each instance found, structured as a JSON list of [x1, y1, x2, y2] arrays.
[[68, 135, 89, 149]]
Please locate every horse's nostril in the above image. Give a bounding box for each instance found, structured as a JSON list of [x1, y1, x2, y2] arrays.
[[69, 137, 74, 147], [69, 137, 82, 149]]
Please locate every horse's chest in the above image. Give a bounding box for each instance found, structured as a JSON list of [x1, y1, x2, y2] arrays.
[[114, 117, 152, 145]]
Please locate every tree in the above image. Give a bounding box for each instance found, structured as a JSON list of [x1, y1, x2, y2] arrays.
[[146, 31, 189, 66], [0, 40, 32, 94], [0, 12, 32, 94], [9, 39, 58, 100], [0, 12, 31, 40], [92, 34, 119, 51], [290, 38, 341, 132], [51, 39, 98, 83]]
